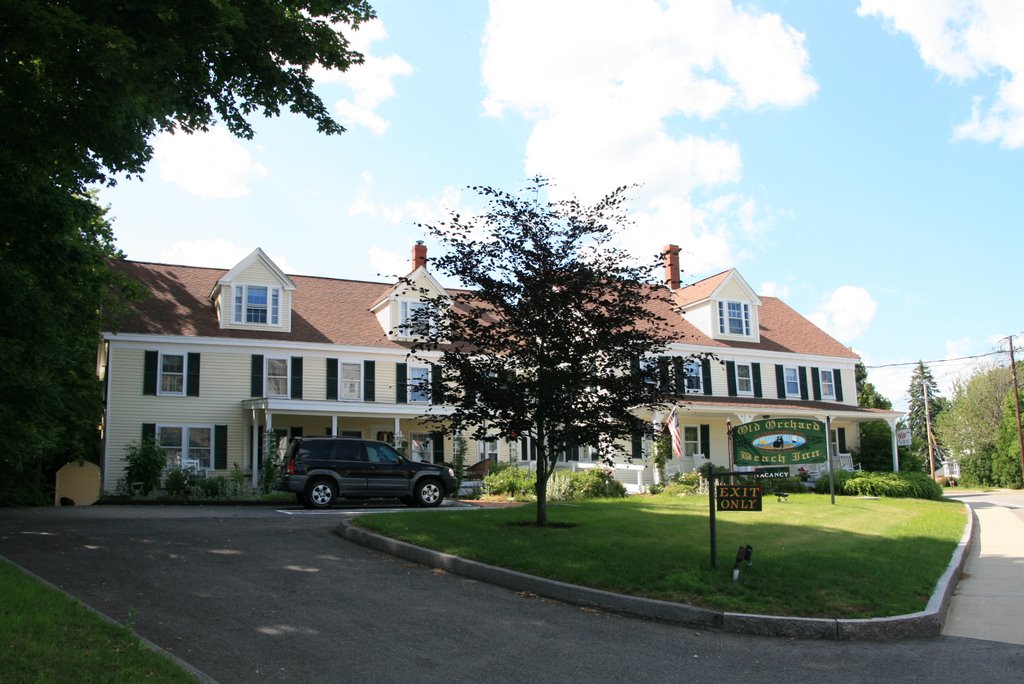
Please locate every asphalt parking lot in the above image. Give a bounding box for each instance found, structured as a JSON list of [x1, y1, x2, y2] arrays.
[[1, 504, 1022, 683]]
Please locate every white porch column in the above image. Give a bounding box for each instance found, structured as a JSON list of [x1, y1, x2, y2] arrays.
[[887, 416, 901, 472], [392, 416, 402, 450], [331, 415, 338, 437], [651, 411, 665, 485], [255, 409, 273, 488]]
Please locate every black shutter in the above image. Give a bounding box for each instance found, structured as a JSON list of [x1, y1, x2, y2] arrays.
[[186, 353, 200, 397], [702, 358, 712, 395], [326, 359, 338, 400], [630, 355, 641, 379], [214, 425, 227, 469], [432, 433, 445, 463], [837, 427, 847, 453], [726, 361, 737, 396], [834, 369, 845, 402], [364, 360, 376, 401], [657, 356, 671, 389], [775, 365, 786, 399], [752, 363, 763, 398], [811, 367, 822, 401], [631, 432, 642, 460], [396, 363, 407, 404], [673, 357, 685, 395], [700, 424, 710, 457], [431, 363, 443, 404], [251, 354, 264, 397], [143, 351, 158, 395], [798, 366, 809, 400], [142, 423, 156, 443], [290, 357, 303, 399]]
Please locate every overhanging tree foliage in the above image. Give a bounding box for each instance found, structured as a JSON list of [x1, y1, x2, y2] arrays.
[[410, 178, 676, 525], [0, 1, 374, 504]]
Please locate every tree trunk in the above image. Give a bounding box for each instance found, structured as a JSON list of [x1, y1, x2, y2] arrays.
[[534, 426, 548, 526]]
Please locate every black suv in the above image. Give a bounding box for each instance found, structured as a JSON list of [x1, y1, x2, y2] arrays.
[[279, 436, 458, 509]]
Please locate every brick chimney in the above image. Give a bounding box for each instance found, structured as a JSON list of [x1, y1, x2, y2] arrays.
[[663, 244, 680, 290], [411, 241, 428, 271]]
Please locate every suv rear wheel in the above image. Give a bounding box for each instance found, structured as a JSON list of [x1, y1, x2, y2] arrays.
[[414, 478, 444, 508], [307, 479, 338, 509]]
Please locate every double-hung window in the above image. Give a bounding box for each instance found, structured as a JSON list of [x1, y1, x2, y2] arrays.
[[685, 360, 702, 393], [399, 300, 433, 337], [340, 362, 361, 400], [683, 426, 701, 457], [157, 425, 212, 470], [478, 440, 499, 462], [233, 285, 280, 325], [736, 362, 754, 395], [820, 369, 836, 399], [783, 366, 800, 398], [408, 366, 431, 402], [159, 353, 185, 395], [266, 358, 289, 397], [718, 300, 751, 336]]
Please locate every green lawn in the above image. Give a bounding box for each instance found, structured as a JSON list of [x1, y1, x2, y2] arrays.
[[355, 493, 967, 618], [0, 562, 195, 683]]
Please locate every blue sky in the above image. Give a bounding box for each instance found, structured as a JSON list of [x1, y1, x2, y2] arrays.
[[97, 0, 1024, 411]]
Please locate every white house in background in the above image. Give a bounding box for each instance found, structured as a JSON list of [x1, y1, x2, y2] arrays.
[[98, 242, 902, 494]]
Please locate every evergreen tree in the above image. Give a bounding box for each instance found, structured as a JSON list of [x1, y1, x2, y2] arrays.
[[906, 362, 947, 475]]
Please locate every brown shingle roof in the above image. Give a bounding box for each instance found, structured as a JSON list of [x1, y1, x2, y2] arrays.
[[107, 260, 857, 360]]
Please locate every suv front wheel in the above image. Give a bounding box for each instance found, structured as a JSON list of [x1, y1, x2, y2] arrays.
[[306, 478, 338, 509], [414, 478, 444, 508]]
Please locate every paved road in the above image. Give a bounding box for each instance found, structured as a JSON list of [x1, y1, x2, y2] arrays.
[[1, 504, 1021, 684]]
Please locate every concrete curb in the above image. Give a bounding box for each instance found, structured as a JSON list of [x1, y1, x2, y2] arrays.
[[335, 502, 974, 641]]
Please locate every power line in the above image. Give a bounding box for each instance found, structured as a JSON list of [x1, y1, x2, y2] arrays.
[[864, 348, 1011, 370]]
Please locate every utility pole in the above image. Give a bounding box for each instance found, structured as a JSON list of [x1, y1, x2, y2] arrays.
[[1007, 335, 1024, 482], [923, 378, 936, 479]]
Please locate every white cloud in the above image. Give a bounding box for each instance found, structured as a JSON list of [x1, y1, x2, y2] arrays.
[[162, 239, 297, 274], [313, 18, 413, 135], [153, 128, 268, 198], [348, 173, 465, 227], [481, 0, 817, 265], [759, 281, 791, 298], [368, 245, 411, 278], [809, 286, 878, 342], [859, 0, 1024, 148]]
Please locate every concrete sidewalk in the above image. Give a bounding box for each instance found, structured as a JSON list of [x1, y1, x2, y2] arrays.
[[942, 490, 1024, 645]]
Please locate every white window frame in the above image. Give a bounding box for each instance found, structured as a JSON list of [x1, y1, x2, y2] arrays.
[[783, 366, 800, 398], [232, 284, 281, 326], [398, 300, 431, 338], [820, 369, 836, 399], [157, 424, 213, 470], [158, 352, 186, 396], [735, 362, 754, 395], [684, 360, 702, 393], [265, 357, 290, 398], [478, 439, 499, 462], [408, 365, 431, 403], [718, 300, 751, 336], [339, 360, 362, 401], [682, 425, 701, 458]]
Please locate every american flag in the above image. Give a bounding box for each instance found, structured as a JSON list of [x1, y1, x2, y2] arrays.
[[666, 408, 682, 459]]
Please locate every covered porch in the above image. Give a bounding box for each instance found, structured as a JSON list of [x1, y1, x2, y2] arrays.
[[240, 398, 454, 488]]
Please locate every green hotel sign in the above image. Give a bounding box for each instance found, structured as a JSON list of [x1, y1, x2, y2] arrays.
[[733, 419, 827, 467]]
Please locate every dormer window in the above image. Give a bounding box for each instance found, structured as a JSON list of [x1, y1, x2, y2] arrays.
[[719, 300, 751, 336], [234, 285, 280, 325]]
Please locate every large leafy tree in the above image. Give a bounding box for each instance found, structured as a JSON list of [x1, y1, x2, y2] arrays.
[[411, 178, 675, 526], [0, 1, 374, 504], [935, 362, 1014, 486], [853, 362, 895, 472], [993, 388, 1024, 488]]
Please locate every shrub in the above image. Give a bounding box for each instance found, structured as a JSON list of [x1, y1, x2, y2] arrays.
[[197, 476, 222, 498], [162, 467, 200, 498], [546, 470, 576, 501], [660, 470, 707, 497], [761, 476, 808, 494], [814, 471, 944, 500], [574, 467, 626, 498], [122, 440, 166, 496], [483, 465, 536, 497]]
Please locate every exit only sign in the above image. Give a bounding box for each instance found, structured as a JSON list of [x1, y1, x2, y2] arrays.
[[716, 484, 763, 511]]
